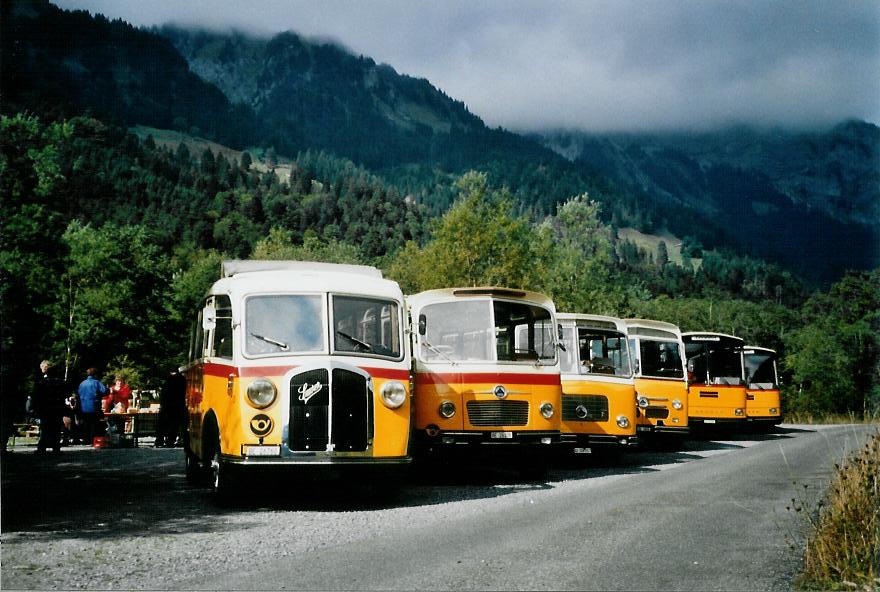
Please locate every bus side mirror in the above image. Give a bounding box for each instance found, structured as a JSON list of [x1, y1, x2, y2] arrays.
[[202, 303, 217, 331], [418, 314, 426, 336], [556, 324, 566, 352]]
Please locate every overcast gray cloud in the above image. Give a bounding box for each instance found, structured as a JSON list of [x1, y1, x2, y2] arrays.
[[54, 0, 880, 132]]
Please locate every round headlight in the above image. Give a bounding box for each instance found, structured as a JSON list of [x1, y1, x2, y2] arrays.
[[246, 378, 277, 409], [540, 402, 554, 419], [380, 381, 407, 409], [637, 396, 649, 409], [672, 399, 683, 410], [439, 400, 456, 419], [616, 415, 630, 428], [575, 404, 589, 420]]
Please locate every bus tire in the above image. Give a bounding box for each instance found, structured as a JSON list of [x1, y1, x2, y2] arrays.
[[211, 433, 235, 499]]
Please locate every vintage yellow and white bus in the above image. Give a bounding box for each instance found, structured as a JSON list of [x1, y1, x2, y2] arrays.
[[408, 288, 562, 464], [558, 314, 638, 456], [184, 260, 412, 494], [625, 319, 689, 439], [743, 346, 782, 431], [682, 332, 747, 429]]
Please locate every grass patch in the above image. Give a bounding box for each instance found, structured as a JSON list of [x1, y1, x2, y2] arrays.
[[796, 429, 880, 590], [784, 411, 880, 425]]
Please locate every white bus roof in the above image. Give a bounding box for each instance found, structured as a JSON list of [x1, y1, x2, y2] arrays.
[[222, 259, 383, 279], [682, 331, 743, 343], [211, 260, 402, 301], [558, 313, 627, 333], [624, 318, 683, 339], [744, 346, 777, 355], [407, 287, 556, 311]]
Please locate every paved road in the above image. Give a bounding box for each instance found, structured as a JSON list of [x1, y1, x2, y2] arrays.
[[1, 424, 875, 591]]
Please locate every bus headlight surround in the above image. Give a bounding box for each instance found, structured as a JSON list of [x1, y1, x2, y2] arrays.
[[380, 381, 407, 409], [672, 399, 683, 410], [439, 400, 456, 419], [246, 378, 277, 409], [616, 415, 630, 428], [540, 402, 554, 419], [637, 396, 649, 409]]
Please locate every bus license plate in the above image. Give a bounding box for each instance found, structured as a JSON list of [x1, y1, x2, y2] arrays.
[[704, 419, 716, 424], [574, 447, 592, 454], [491, 431, 513, 439]]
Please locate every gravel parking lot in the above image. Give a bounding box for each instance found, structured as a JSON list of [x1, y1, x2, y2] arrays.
[[1, 424, 874, 590]]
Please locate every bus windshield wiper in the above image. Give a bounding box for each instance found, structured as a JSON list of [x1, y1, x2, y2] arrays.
[[422, 338, 456, 365], [337, 331, 373, 352], [250, 332, 289, 350]]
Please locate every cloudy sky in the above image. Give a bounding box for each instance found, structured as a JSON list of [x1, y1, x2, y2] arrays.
[[55, 0, 880, 133]]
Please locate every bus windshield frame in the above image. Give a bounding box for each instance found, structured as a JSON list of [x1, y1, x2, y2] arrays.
[[418, 297, 557, 365], [243, 292, 404, 361], [685, 336, 744, 386]]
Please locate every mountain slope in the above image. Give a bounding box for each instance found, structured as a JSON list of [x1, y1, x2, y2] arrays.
[[1, 0, 259, 149], [161, 26, 555, 171], [539, 125, 880, 283]]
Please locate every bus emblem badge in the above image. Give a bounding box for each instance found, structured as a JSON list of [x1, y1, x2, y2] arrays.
[[493, 385, 507, 399], [250, 414, 273, 436], [298, 382, 323, 404]]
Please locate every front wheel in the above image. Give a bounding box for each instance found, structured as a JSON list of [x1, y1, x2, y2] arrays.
[[211, 434, 236, 499]]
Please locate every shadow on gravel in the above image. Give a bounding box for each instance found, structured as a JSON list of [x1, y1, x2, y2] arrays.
[[1, 428, 799, 529]]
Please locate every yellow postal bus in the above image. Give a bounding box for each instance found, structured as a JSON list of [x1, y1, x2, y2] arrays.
[[558, 314, 637, 456], [184, 260, 412, 494], [743, 346, 782, 432], [408, 288, 561, 464], [625, 319, 689, 439], [682, 332, 747, 429]]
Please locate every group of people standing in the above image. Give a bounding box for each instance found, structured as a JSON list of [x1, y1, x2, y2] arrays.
[[18, 361, 186, 454]]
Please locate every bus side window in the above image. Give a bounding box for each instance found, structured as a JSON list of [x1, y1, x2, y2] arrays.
[[194, 309, 206, 361], [214, 295, 233, 359]]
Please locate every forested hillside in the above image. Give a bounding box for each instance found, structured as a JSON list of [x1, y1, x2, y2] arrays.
[[1, 1, 877, 420], [539, 124, 880, 284]]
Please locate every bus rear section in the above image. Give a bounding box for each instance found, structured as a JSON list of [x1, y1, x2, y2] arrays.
[[743, 346, 782, 432], [184, 260, 412, 496], [558, 314, 637, 458], [625, 319, 689, 441], [409, 288, 562, 470], [682, 332, 747, 430]]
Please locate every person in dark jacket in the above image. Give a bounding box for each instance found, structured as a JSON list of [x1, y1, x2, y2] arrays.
[[77, 368, 107, 443], [33, 360, 67, 454], [156, 368, 186, 447]]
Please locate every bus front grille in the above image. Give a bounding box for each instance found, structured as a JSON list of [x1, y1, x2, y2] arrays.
[[288, 368, 372, 452], [330, 368, 372, 452], [289, 369, 330, 451], [562, 394, 609, 422], [645, 406, 669, 419], [466, 400, 529, 427]]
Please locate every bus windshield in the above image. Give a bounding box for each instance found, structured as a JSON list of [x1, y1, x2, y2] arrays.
[[744, 350, 778, 389], [686, 339, 743, 385], [420, 299, 555, 363], [561, 325, 631, 377], [245, 295, 325, 355], [332, 295, 402, 359], [636, 339, 685, 379]]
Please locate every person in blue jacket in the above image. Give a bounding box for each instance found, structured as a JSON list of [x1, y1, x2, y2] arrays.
[[77, 368, 107, 443]]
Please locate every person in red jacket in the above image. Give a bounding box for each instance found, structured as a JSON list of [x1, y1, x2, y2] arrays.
[[105, 375, 132, 435], [108, 376, 132, 410]]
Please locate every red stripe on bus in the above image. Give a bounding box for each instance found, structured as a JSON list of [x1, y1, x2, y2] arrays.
[[205, 363, 409, 381], [415, 372, 560, 386]]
